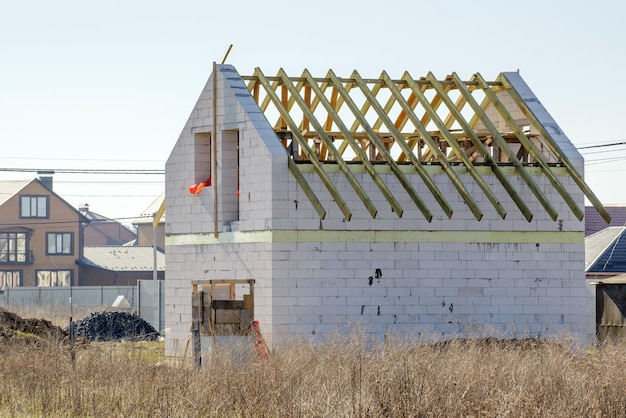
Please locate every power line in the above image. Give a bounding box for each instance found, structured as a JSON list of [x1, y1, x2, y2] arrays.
[[0, 168, 164, 175], [55, 180, 163, 184], [0, 215, 153, 229], [63, 194, 162, 198], [585, 156, 626, 165], [0, 156, 164, 163], [578, 141, 626, 150], [580, 147, 626, 156]]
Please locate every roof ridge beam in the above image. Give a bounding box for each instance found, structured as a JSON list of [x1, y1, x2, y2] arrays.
[[241, 75, 503, 87]]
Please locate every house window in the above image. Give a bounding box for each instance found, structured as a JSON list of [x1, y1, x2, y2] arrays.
[[193, 132, 212, 184], [20, 195, 49, 218], [0, 271, 21, 289], [36, 270, 71, 287], [0, 232, 29, 263], [46, 232, 73, 255]]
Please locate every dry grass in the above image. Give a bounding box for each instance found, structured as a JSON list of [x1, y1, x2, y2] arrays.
[[0, 330, 625, 417]]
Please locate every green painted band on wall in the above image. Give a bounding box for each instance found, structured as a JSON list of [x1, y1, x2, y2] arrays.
[[166, 229, 583, 246]]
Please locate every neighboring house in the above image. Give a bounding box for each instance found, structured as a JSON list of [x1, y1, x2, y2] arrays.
[[586, 226, 626, 275], [0, 175, 86, 289], [585, 227, 626, 339], [80, 203, 136, 246], [132, 193, 165, 250], [164, 65, 610, 357], [77, 246, 165, 286], [585, 205, 626, 236]]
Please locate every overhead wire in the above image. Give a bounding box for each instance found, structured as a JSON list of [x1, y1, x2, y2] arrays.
[[0, 215, 153, 229], [0, 168, 164, 174], [578, 141, 626, 150], [0, 156, 165, 162]]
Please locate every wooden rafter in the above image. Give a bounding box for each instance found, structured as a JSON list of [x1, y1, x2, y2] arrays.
[[382, 72, 483, 221], [241, 69, 610, 223], [426, 72, 534, 222], [472, 73, 584, 221], [278, 69, 378, 219], [352, 70, 453, 219], [451, 72, 558, 221], [328, 69, 433, 221], [301, 69, 405, 217], [402, 71, 508, 220], [498, 72, 610, 224]]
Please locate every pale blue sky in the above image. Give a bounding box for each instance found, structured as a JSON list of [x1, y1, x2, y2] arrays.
[[1, 0, 625, 221]]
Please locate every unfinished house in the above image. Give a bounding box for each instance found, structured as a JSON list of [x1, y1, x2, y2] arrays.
[[164, 64, 609, 356]]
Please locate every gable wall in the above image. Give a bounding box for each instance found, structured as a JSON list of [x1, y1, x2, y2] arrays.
[[165, 65, 287, 354]]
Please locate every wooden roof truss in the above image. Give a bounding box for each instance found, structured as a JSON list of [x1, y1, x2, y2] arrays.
[[243, 69, 610, 223]]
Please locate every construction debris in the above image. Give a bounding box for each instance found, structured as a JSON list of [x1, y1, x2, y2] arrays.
[[69, 311, 160, 342]]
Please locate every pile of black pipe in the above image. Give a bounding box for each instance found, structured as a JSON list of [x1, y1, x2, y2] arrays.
[[68, 311, 160, 342]]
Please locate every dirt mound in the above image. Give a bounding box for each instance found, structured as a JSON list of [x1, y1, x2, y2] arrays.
[[0, 306, 68, 343], [69, 311, 160, 342]]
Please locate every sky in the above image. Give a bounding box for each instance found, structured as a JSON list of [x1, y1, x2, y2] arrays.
[[1, 0, 626, 223]]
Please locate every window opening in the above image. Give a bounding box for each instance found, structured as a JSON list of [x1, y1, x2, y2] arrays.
[[221, 130, 240, 224], [36, 270, 71, 286], [20, 195, 48, 218], [0, 232, 28, 263], [194, 133, 212, 185], [46, 232, 73, 255], [0, 271, 21, 289]]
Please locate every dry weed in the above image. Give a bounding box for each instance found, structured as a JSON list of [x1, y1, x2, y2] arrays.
[[0, 330, 625, 417]]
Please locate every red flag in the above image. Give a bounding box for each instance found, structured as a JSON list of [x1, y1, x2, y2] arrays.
[[188, 177, 211, 195]]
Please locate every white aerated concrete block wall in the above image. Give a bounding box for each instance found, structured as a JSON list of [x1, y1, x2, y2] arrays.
[[164, 65, 593, 357], [264, 240, 589, 345]]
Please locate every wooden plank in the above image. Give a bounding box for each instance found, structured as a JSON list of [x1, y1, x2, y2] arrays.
[[382, 72, 483, 221], [474, 72, 584, 221], [354, 70, 453, 219], [498, 73, 610, 222], [302, 85, 311, 131], [279, 69, 378, 218], [426, 72, 533, 222], [255, 68, 352, 220], [287, 158, 327, 219], [451, 72, 558, 221], [324, 86, 339, 131], [403, 71, 508, 220], [303, 69, 404, 217], [328, 69, 433, 221]]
